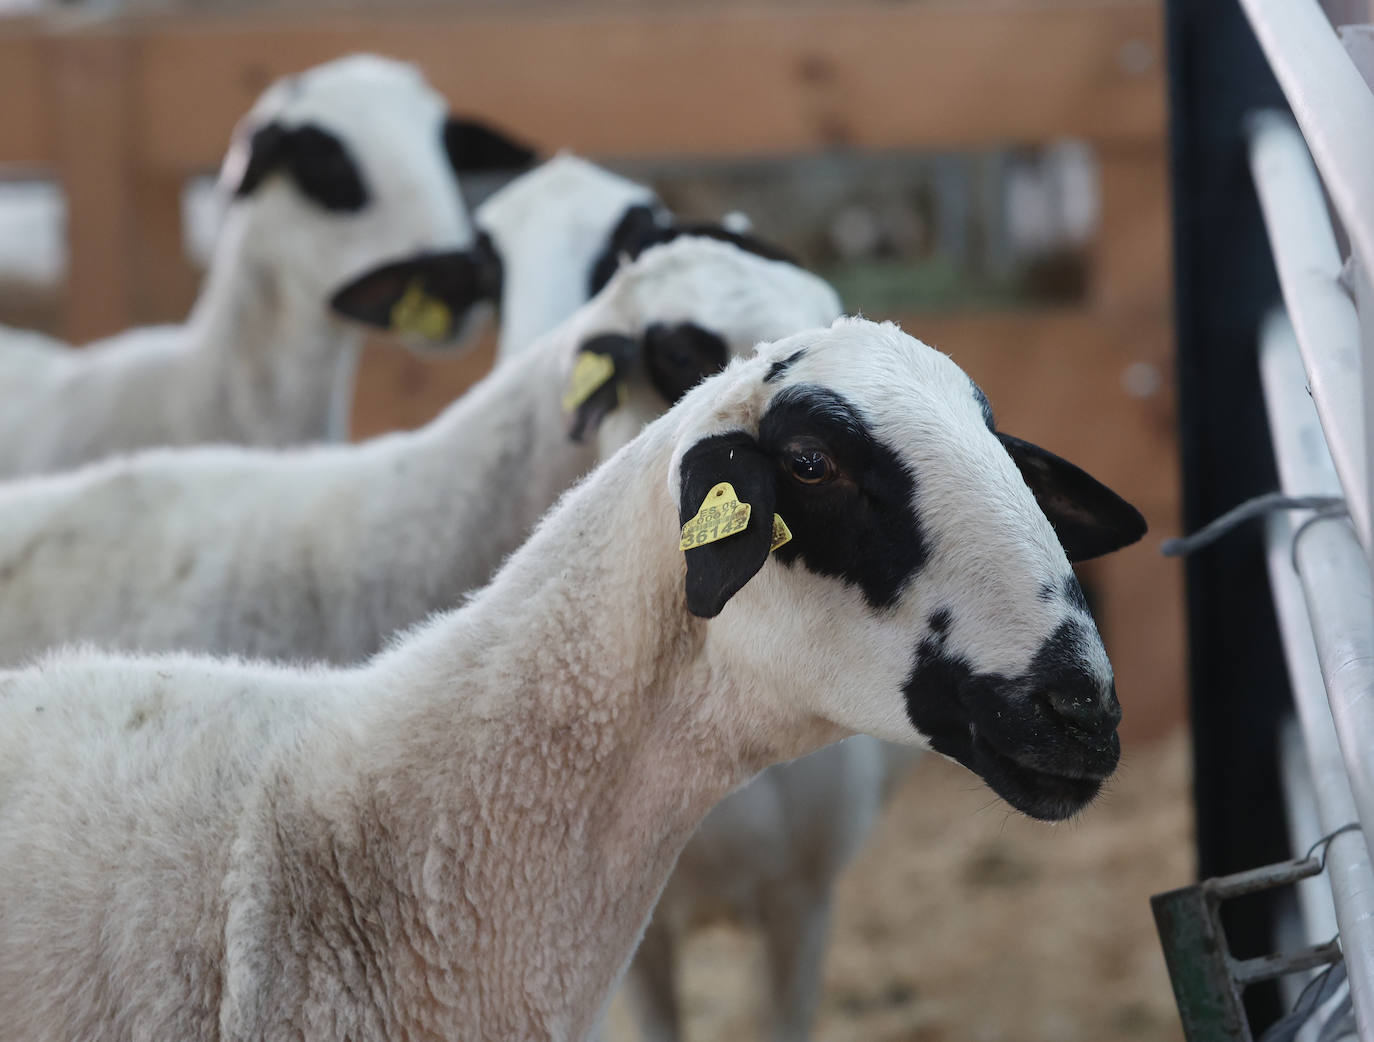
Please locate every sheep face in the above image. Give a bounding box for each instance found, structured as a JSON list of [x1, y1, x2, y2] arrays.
[[559, 237, 843, 456], [220, 54, 531, 347], [667, 318, 1146, 822]]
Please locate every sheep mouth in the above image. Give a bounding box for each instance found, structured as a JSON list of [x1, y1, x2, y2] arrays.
[[965, 732, 1113, 822]]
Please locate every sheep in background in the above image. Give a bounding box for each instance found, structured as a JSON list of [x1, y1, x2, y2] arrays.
[[0, 54, 531, 477], [0, 237, 840, 665], [0, 317, 1145, 1041], [417, 152, 791, 363]]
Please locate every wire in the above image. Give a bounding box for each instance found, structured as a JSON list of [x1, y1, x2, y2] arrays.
[[1160, 493, 1345, 557], [1305, 822, 1364, 870]]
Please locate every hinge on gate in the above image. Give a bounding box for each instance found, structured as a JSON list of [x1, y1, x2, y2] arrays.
[[1152, 855, 1343, 1042]]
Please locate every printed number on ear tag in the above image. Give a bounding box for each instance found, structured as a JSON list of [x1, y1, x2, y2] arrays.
[[562, 352, 617, 413], [390, 280, 453, 341], [769, 514, 792, 552], [680, 482, 752, 550]]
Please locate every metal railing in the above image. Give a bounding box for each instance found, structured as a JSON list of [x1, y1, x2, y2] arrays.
[[1238, 0, 1374, 1037]]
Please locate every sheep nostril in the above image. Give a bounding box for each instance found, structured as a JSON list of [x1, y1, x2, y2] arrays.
[[1035, 685, 1121, 736]]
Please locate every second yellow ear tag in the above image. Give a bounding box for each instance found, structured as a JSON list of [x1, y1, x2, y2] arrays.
[[563, 352, 617, 413], [680, 482, 752, 550], [390, 280, 452, 341], [769, 513, 793, 552]]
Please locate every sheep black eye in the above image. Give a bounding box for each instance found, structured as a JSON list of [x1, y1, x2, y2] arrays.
[[789, 450, 834, 485]]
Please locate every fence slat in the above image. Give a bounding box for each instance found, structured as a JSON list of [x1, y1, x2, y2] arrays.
[[110, 2, 1165, 173]]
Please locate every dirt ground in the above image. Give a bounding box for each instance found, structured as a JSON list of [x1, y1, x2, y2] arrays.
[[605, 727, 1193, 1042]]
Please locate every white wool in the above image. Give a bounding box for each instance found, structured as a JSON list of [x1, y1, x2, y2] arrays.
[[0, 55, 476, 477]]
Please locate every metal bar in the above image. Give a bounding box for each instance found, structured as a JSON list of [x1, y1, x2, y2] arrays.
[[1236, 0, 1374, 284], [1248, 111, 1368, 548], [1236, 0, 1374, 585], [1233, 940, 1343, 987], [1261, 309, 1374, 1041]]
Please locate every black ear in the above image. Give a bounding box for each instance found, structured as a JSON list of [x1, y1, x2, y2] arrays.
[[643, 322, 730, 405], [443, 117, 537, 173], [232, 122, 368, 212], [565, 333, 639, 442], [679, 433, 779, 618], [588, 204, 672, 296], [329, 249, 494, 340], [997, 433, 1147, 562]]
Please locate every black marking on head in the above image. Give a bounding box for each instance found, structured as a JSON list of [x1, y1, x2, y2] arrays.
[[760, 385, 925, 609], [642, 322, 729, 405], [970, 381, 995, 432], [902, 619, 1120, 821], [927, 608, 953, 640], [996, 433, 1147, 562], [1063, 574, 1091, 614], [442, 116, 537, 174], [233, 121, 369, 212], [764, 349, 807, 384], [587, 202, 800, 297]]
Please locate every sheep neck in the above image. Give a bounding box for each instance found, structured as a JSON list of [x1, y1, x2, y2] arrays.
[[300, 424, 790, 1039], [185, 213, 363, 445]]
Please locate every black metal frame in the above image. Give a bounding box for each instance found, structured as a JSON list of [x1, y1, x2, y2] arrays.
[[1166, 0, 1295, 1029]]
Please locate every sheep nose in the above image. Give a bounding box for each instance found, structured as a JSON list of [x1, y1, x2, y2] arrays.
[[1037, 681, 1121, 737]]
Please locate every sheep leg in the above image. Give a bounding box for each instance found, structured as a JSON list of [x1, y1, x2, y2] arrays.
[[759, 885, 832, 1042], [621, 913, 681, 1042]]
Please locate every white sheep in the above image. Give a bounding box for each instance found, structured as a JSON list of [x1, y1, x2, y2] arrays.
[[0, 54, 531, 477], [457, 151, 799, 367], [0, 316, 1146, 1041], [0, 237, 840, 665]]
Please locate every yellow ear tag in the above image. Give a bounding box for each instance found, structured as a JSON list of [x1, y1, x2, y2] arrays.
[[390, 279, 453, 341], [769, 513, 793, 552], [680, 482, 752, 550], [562, 352, 617, 413]]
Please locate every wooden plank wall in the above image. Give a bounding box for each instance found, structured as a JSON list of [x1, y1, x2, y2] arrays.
[[0, 1, 1182, 741]]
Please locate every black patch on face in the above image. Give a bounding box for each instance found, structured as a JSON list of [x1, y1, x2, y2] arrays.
[[587, 203, 800, 297], [764, 349, 807, 384], [642, 322, 729, 405], [442, 116, 537, 174], [927, 608, 953, 639], [970, 380, 995, 431], [233, 121, 369, 212], [902, 619, 1120, 822], [759, 385, 925, 609]]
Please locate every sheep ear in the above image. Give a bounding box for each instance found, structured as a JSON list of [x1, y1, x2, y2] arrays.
[[643, 322, 730, 405], [329, 250, 492, 340], [443, 117, 536, 172], [588, 204, 670, 296], [678, 434, 778, 619], [565, 334, 638, 442], [996, 433, 1147, 561]]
